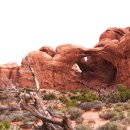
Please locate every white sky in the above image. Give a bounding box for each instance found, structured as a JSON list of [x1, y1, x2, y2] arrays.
[[0, 0, 130, 65]]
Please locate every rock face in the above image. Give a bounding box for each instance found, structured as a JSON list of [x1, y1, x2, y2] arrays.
[[18, 44, 88, 89], [1, 27, 130, 89], [0, 63, 19, 89]]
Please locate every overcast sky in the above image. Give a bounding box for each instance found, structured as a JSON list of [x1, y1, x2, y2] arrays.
[[0, 0, 130, 65]]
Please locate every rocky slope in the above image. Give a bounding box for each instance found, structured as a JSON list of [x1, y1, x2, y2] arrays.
[[1, 27, 130, 89]]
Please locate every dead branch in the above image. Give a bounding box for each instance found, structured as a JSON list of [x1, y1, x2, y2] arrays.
[[20, 54, 73, 130]]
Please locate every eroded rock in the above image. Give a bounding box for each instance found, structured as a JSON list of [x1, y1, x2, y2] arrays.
[[1, 27, 130, 89]]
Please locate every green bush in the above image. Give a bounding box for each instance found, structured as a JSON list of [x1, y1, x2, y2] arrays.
[[0, 120, 11, 130], [99, 109, 117, 120], [74, 124, 94, 130], [59, 96, 69, 104], [93, 103, 103, 111], [117, 84, 127, 92], [92, 100, 104, 111], [117, 84, 130, 102], [68, 107, 83, 120], [114, 106, 123, 113], [43, 93, 56, 100], [70, 95, 80, 100], [80, 102, 93, 111], [80, 91, 99, 102], [99, 84, 130, 103], [66, 99, 79, 107], [97, 121, 127, 130], [110, 112, 125, 121]]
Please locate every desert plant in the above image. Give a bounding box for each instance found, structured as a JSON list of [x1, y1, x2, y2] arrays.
[[114, 106, 123, 112], [75, 116, 84, 124], [59, 96, 69, 104], [80, 91, 99, 102], [74, 124, 94, 130], [99, 109, 117, 120], [110, 111, 125, 121], [66, 99, 79, 107], [42, 93, 56, 100], [117, 84, 127, 92], [117, 84, 130, 102], [0, 92, 8, 100], [0, 120, 11, 130], [92, 100, 104, 111], [70, 95, 80, 100], [68, 107, 83, 120], [97, 121, 127, 130], [99, 84, 130, 103], [80, 102, 93, 111]]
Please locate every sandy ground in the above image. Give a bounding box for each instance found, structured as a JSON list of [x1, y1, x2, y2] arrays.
[[82, 111, 109, 128]]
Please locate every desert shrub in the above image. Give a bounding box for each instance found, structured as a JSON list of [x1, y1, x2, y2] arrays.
[[0, 92, 8, 100], [100, 84, 130, 103], [70, 90, 78, 94], [80, 91, 99, 102], [114, 102, 125, 108], [68, 107, 83, 120], [66, 99, 79, 107], [70, 95, 80, 100], [97, 121, 127, 130], [59, 96, 79, 107], [80, 102, 93, 111], [110, 111, 125, 121], [93, 104, 103, 111], [122, 102, 130, 110], [74, 124, 94, 130], [99, 109, 117, 120], [43, 93, 56, 100], [75, 116, 84, 124], [121, 117, 130, 125], [41, 89, 46, 94], [103, 91, 121, 103], [92, 100, 104, 111], [117, 84, 130, 102], [117, 84, 127, 92], [0, 120, 11, 130], [59, 96, 69, 104], [113, 102, 130, 110], [114, 106, 123, 113]]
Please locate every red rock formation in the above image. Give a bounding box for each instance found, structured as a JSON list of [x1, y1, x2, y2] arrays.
[[1, 27, 130, 90], [18, 44, 88, 89], [0, 63, 19, 89], [78, 27, 130, 89]]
